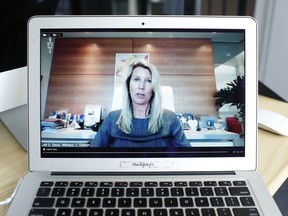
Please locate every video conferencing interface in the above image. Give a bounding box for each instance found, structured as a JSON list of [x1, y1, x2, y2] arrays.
[[40, 28, 245, 158]]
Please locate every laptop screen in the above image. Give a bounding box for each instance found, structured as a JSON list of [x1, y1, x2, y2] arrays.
[[40, 28, 245, 159]]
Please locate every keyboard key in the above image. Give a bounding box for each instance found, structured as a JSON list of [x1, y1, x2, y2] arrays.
[[200, 187, 214, 196], [32, 198, 55, 207], [130, 182, 143, 187], [122, 209, 135, 216], [90, 209, 103, 216], [73, 208, 87, 216], [170, 209, 184, 216], [204, 181, 217, 186], [138, 209, 151, 216], [189, 181, 202, 186], [214, 187, 228, 196], [29, 208, 55, 216], [103, 198, 116, 207], [106, 209, 119, 216], [145, 182, 158, 187], [36, 187, 51, 196], [118, 198, 132, 207], [201, 208, 216, 216], [100, 182, 113, 187], [240, 197, 255, 206], [96, 188, 110, 196], [85, 182, 98, 187], [180, 198, 193, 207], [154, 209, 168, 216], [127, 188, 139, 196], [229, 187, 250, 196], [87, 198, 101, 207], [55, 182, 68, 187], [233, 208, 260, 216], [210, 197, 224, 207], [71, 198, 85, 207], [66, 187, 80, 196], [81, 187, 95, 196], [233, 181, 246, 186], [112, 188, 125, 196], [149, 198, 163, 207], [115, 182, 128, 187], [160, 182, 173, 187], [156, 188, 169, 196], [165, 198, 178, 207], [175, 181, 187, 187], [195, 197, 209, 207], [217, 208, 232, 216], [70, 181, 83, 187], [40, 181, 54, 187], [171, 188, 184, 196], [225, 197, 240, 206], [57, 208, 71, 216], [218, 181, 232, 186], [185, 208, 200, 216], [51, 188, 66, 197], [134, 198, 147, 207], [56, 198, 70, 207], [141, 188, 154, 197], [185, 187, 199, 196]]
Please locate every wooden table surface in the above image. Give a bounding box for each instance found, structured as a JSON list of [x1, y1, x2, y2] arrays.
[[0, 120, 28, 215], [257, 95, 288, 195], [1, 95, 288, 215]]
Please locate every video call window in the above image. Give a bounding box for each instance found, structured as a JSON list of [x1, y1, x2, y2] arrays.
[[40, 29, 245, 158]]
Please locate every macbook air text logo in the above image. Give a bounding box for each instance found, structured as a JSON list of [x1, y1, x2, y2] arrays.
[[120, 161, 175, 169], [133, 162, 154, 168]]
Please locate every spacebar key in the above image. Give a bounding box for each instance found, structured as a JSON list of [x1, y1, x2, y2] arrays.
[[29, 208, 56, 216], [233, 208, 260, 216]]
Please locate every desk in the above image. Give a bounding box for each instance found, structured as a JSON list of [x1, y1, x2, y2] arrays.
[[257, 95, 288, 195], [41, 129, 241, 147], [42, 128, 96, 140], [184, 130, 241, 147], [41, 129, 96, 147], [1, 95, 288, 215], [0, 120, 28, 215]]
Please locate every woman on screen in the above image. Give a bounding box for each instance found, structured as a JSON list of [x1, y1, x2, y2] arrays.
[[91, 61, 190, 148]]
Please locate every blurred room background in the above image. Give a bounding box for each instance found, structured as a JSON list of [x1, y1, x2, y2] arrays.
[[55, 0, 255, 16]]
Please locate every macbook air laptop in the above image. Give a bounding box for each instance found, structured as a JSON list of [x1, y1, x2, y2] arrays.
[[8, 16, 281, 215]]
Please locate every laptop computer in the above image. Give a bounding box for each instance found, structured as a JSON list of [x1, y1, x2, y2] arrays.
[[8, 16, 281, 215]]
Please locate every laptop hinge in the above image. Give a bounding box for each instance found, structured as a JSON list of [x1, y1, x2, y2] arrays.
[[51, 171, 236, 176]]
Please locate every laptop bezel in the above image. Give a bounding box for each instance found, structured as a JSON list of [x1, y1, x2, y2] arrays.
[[28, 16, 257, 172]]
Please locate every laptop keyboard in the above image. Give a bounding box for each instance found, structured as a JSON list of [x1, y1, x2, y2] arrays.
[[29, 180, 260, 216]]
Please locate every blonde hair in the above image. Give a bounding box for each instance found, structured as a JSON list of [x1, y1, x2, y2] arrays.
[[117, 61, 163, 134]]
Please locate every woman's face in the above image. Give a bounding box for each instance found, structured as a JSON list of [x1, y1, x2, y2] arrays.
[[129, 66, 153, 107]]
